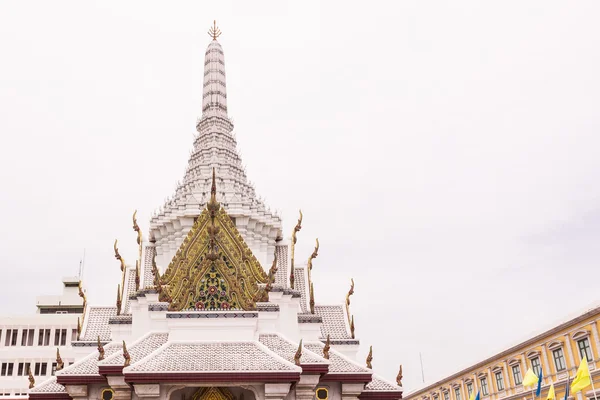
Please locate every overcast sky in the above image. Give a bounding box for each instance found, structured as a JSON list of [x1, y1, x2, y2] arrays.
[[1, 0, 599, 392]]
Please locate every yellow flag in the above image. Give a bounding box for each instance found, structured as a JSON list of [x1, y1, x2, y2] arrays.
[[468, 391, 475, 400], [523, 368, 539, 387], [547, 384, 555, 400], [571, 356, 591, 393]]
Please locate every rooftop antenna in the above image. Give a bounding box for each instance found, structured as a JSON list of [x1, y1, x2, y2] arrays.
[[78, 249, 86, 281], [419, 352, 425, 384]]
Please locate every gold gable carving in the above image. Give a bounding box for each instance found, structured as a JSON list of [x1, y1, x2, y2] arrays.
[[192, 387, 235, 400], [159, 204, 269, 311]]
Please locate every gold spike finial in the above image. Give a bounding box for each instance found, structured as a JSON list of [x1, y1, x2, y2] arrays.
[[323, 334, 331, 360], [308, 238, 319, 271], [56, 348, 64, 371], [396, 364, 403, 386], [116, 284, 122, 316], [294, 339, 303, 366], [132, 210, 142, 290], [76, 317, 81, 340], [366, 345, 373, 369], [97, 336, 105, 361], [309, 282, 315, 314], [208, 20, 222, 41], [123, 340, 131, 367], [28, 367, 35, 389], [290, 209, 302, 288], [345, 278, 354, 326], [350, 315, 355, 339], [114, 239, 126, 272]]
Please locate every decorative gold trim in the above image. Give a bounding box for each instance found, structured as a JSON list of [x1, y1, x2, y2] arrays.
[[290, 210, 302, 288], [397, 364, 403, 386], [294, 339, 303, 365], [192, 387, 235, 400], [366, 345, 373, 369], [323, 334, 331, 360], [316, 388, 329, 400], [97, 336, 105, 361], [123, 340, 131, 367], [208, 20, 222, 41], [56, 348, 64, 371], [101, 389, 115, 400]]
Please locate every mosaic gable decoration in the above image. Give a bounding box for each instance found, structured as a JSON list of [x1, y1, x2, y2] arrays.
[[158, 169, 269, 311]]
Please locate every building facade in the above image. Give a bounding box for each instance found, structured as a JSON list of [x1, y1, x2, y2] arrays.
[[404, 307, 600, 400], [17, 23, 403, 400], [0, 278, 83, 397]]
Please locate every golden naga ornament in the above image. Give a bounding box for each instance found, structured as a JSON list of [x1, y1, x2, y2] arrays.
[[350, 315, 355, 339], [56, 348, 64, 371], [289, 210, 302, 289], [113, 239, 126, 272], [28, 367, 34, 389], [116, 284, 122, 316], [97, 336, 105, 361], [345, 278, 354, 326], [323, 334, 331, 360], [76, 317, 81, 340], [132, 210, 142, 290], [396, 364, 403, 386], [366, 345, 373, 369], [309, 282, 315, 314], [158, 169, 269, 311], [294, 339, 303, 366], [123, 340, 131, 367]]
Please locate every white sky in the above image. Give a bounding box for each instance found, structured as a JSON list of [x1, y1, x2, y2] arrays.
[[1, 0, 599, 392]]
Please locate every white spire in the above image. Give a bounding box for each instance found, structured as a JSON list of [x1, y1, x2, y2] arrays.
[[201, 35, 227, 118]]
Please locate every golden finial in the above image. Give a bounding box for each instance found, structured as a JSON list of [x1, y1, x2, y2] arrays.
[[28, 367, 35, 389], [56, 348, 64, 371], [114, 239, 126, 272], [350, 315, 355, 339], [208, 20, 222, 41], [366, 345, 373, 369], [309, 282, 315, 314], [76, 317, 81, 340], [132, 210, 142, 245], [396, 364, 403, 386], [133, 210, 143, 290], [294, 339, 303, 366], [116, 284, 122, 316], [78, 282, 87, 309], [323, 334, 331, 360], [97, 336, 105, 361], [207, 168, 221, 217], [308, 238, 319, 271], [290, 209, 302, 288], [123, 340, 131, 367], [345, 278, 354, 326]]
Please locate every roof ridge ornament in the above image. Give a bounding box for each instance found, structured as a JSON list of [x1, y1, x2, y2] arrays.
[[396, 364, 403, 386], [350, 315, 355, 339], [28, 367, 34, 389], [132, 210, 142, 291], [309, 282, 315, 314], [116, 284, 122, 316], [345, 278, 354, 326], [323, 335, 331, 359], [97, 336, 105, 361], [123, 340, 131, 367], [290, 210, 302, 288], [366, 345, 373, 369], [294, 339, 303, 365], [208, 20, 222, 41], [56, 348, 64, 371]]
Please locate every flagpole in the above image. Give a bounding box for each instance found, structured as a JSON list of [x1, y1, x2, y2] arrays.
[[590, 372, 598, 400]]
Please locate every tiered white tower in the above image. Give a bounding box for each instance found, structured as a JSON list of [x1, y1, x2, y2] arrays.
[[149, 35, 283, 270]]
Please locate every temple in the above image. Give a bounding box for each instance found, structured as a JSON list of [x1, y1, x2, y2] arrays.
[[22, 22, 403, 400]]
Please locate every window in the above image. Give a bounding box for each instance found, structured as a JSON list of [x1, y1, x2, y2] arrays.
[[17, 363, 30, 376], [54, 329, 67, 346], [34, 363, 40, 375], [495, 371, 505, 391], [71, 329, 78, 342], [577, 338, 593, 361], [466, 382, 473, 398], [480, 378, 489, 396], [531, 357, 542, 376], [315, 388, 328, 400], [553, 348, 566, 371], [512, 364, 522, 385], [51, 363, 57, 376], [444, 391, 450, 400], [38, 329, 50, 346], [454, 388, 462, 400], [1, 363, 13, 377], [21, 329, 34, 346], [101, 389, 115, 400], [4, 329, 18, 346], [33, 362, 48, 376]]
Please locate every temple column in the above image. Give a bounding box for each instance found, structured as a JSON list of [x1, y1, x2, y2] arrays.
[[295, 374, 321, 400], [264, 383, 292, 400], [341, 383, 365, 400], [108, 376, 132, 400]]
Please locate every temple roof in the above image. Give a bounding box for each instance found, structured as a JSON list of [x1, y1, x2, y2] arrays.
[[124, 341, 301, 374], [364, 375, 403, 392], [80, 306, 117, 341], [98, 332, 168, 372], [315, 304, 353, 340], [259, 333, 329, 368], [56, 342, 121, 381], [29, 377, 65, 394], [304, 341, 371, 375]]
